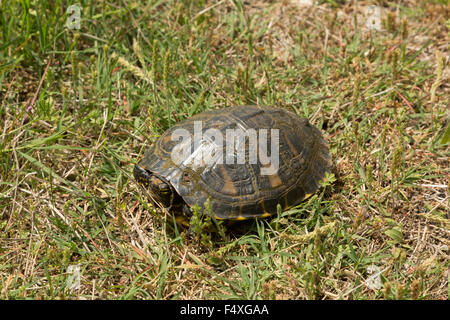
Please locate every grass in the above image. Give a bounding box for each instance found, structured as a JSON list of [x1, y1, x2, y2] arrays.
[[0, 0, 449, 300]]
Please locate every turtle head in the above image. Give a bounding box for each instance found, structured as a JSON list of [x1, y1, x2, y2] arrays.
[[134, 165, 172, 208]]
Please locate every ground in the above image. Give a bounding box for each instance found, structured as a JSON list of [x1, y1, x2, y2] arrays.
[[0, 0, 449, 299]]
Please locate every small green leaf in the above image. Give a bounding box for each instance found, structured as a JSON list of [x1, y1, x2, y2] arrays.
[[320, 172, 336, 187], [385, 227, 403, 243], [440, 124, 450, 145]]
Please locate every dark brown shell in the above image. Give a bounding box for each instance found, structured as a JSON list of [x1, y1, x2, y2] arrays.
[[137, 105, 331, 220]]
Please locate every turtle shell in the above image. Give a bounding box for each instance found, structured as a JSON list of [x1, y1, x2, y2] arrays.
[[136, 105, 331, 220]]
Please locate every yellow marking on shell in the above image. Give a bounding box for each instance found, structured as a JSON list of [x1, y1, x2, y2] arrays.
[[304, 193, 313, 200], [284, 193, 289, 208], [219, 165, 238, 195], [161, 134, 173, 145], [259, 212, 272, 218], [284, 131, 298, 156], [268, 173, 282, 188], [232, 211, 272, 221], [260, 201, 266, 212]]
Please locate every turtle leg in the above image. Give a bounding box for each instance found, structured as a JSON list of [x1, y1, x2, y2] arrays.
[[183, 204, 196, 237], [182, 203, 193, 218], [172, 204, 193, 230]]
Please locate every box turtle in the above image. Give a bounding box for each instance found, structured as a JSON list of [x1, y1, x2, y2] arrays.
[[134, 105, 331, 222]]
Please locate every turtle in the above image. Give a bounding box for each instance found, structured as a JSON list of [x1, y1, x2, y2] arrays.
[[134, 105, 331, 223]]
